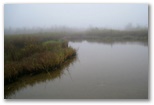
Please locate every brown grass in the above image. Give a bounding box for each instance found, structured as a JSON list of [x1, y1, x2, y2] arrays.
[[4, 35, 76, 84]]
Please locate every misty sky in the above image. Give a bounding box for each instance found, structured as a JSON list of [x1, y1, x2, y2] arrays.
[[4, 4, 148, 29]]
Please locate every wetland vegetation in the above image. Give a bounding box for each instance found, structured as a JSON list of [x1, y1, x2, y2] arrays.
[[4, 56, 77, 98], [4, 3, 148, 99], [4, 27, 148, 99], [4, 35, 76, 84]]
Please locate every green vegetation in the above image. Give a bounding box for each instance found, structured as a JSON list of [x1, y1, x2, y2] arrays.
[[4, 35, 76, 84]]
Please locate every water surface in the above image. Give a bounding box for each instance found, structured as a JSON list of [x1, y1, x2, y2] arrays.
[[5, 41, 148, 99]]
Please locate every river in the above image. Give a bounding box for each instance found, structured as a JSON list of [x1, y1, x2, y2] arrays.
[[5, 40, 149, 99]]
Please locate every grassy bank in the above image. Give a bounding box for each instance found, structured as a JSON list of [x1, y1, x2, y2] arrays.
[[4, 35, 76, 84], [66, 29, 148, 43], [5, 56, 77, 98], [4, 28, 148, 84]]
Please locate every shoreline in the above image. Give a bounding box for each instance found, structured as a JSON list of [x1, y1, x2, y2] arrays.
[[4, 36, 76, 85]]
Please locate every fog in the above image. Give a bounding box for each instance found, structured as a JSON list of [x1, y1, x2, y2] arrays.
[[4, 4, 148, 30], [4, 4, 149, 99]]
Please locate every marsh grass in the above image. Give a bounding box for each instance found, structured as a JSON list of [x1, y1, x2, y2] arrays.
[[4, 56, 77, 98], [68, 29, 148, 43], [4, 28, 148, 84], [4, 35, 76, 84]]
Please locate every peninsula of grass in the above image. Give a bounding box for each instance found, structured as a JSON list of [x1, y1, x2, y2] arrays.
[[4, 35, 76, 84]]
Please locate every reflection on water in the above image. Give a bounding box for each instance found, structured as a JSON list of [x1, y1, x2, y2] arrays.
[[69, 38, 148, 46], [5, 40, 148, 99], [4, 57, 77, 98]]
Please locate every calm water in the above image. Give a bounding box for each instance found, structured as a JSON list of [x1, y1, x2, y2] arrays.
[[5, 41, 149, 99]]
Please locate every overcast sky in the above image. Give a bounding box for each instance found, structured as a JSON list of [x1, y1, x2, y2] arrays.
[[4, 4, 148, 29]]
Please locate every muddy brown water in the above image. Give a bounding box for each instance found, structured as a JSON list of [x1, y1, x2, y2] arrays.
[[5, 41, 149, 99]]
